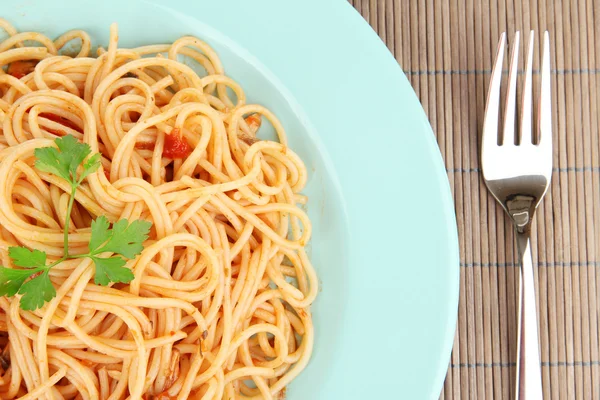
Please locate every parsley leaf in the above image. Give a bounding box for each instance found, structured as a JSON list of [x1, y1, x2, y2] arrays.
[[89, 217, 151, 259], [79, 153, 102, 182], [34, 146, 70, 182], [0, 267, 37, 297], [8, 246, 47, 268], [35, 135, 99, 185], [88, 217, 149, 286], [0, 135, 152, 310], [89, 215, 111, 252], [55, 134, 92, 180], [18, 271, 55, 311], [92, 256, 134, 286], [0, 248, 48, 298]]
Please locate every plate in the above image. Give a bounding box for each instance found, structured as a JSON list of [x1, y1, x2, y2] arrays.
[[5, 0, 459, 398]]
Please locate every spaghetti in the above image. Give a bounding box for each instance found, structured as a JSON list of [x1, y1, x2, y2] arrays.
[[0, 20, 317, 400]]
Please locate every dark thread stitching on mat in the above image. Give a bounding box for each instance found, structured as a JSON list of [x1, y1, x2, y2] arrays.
[[461, 262, 517, 267], [554, 167, 600, 172], [460, 261, 600, 268], [404, 68, 600, 76], [447, 167, 481, 173], [447, 167, 600, 173], [450, 362, 516, 368], [450, 361, 600, 368], [542, 361, 600, 367]]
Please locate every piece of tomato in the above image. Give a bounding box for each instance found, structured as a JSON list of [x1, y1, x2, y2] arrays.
[[163, 129, 191, 159], [7, 60, 37, 79]]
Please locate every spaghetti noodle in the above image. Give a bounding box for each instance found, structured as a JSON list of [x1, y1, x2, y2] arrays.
[[0, 20, 317, 400]]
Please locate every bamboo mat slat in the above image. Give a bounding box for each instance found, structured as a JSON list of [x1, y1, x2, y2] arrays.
[[350, 1, 600, 399]]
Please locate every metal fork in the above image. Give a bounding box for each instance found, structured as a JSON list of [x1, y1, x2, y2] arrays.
[[481, 31, 552, 399]]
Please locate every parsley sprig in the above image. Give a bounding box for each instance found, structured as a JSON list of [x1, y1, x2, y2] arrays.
[[0, 135, 151, 310]]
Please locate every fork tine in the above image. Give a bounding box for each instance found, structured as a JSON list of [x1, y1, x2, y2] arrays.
[[502, 31, 520, 145], [482, 32, 506, 150], [520, 31, 534, 144], [538, 31, 552, 150]]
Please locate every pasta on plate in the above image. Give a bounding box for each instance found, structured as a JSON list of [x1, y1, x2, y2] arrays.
[[0, 20, 317, 400]]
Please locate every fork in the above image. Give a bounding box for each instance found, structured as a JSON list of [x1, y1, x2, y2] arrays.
[[481, 30, 552, 399]]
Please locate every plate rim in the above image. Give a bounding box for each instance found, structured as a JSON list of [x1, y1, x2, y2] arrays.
[[150, 0, 460, 397]]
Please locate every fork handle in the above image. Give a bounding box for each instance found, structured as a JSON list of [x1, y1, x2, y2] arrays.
[[515, 233, 543, 399]]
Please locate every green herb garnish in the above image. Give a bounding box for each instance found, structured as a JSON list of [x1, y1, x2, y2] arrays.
[[0, 135, 151, 310]]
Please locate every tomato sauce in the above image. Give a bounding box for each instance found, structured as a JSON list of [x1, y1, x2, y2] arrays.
[[244, 113, 261, 133], [39, 113, 82, 136], [149, 393, 177, 400], [163, 129, 191, 159], [7, 60, 37, 79], [135, 141, 155, 150]]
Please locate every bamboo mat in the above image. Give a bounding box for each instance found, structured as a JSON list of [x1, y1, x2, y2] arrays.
[[349, 0, 600, 399]]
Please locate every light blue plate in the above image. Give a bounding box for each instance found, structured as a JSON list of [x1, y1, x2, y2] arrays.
[[7, 0, 459, 398]]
